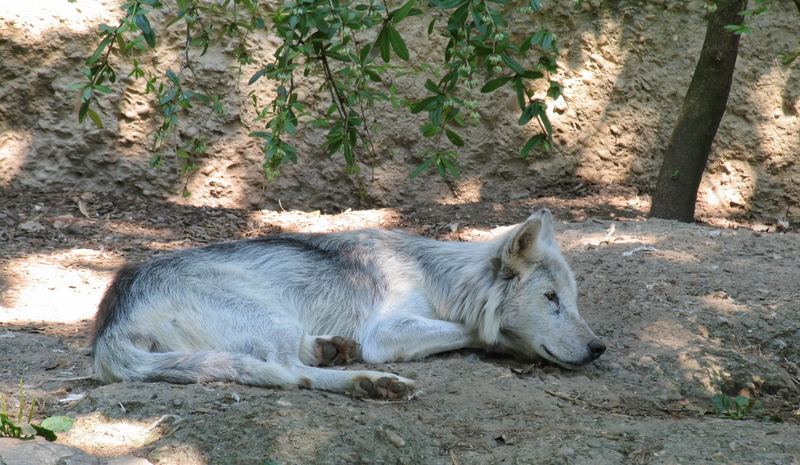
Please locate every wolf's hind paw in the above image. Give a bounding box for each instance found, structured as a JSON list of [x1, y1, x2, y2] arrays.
[[317, 336, 361, 366]]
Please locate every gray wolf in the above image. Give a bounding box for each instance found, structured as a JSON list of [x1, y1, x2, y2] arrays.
[[92, 209, 605, 399]]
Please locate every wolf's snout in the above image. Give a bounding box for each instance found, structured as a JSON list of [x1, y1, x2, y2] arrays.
[[587, 339, 606, 360]]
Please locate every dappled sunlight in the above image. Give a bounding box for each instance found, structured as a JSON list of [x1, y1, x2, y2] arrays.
[[0, 130, 31, 186], [250, 207, 400, 233], [60, 411, 165, 458], [436, 176, 484, 205], [699, 160, 756, 214], [1, 0, 118, 38], [637, 319, 729, 394], [638, 319, 704, 351], [698, 291, 754, 316], [0, 249, 115, 323], [562, 229, 659, 252]]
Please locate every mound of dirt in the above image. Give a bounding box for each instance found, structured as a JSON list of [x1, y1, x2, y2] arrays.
[[1, 0, 799, 221]]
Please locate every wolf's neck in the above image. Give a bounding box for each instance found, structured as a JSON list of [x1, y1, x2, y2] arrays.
[[408, 237, 504, 335]]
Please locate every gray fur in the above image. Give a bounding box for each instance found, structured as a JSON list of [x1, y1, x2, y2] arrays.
[[92, 209, 605, 397]]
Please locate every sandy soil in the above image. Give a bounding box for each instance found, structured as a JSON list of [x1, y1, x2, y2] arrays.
[[2, 1, 799, 220], [1, 187, 798, 465]]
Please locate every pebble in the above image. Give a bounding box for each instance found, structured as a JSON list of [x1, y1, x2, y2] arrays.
[[384, 429, 406, 448], [18, 220, 45, 232]]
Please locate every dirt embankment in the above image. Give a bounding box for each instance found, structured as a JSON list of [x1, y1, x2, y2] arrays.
[[1, 1, 799, 222]]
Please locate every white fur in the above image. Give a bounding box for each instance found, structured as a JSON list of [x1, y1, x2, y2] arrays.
[[92, 209, 604, 397]]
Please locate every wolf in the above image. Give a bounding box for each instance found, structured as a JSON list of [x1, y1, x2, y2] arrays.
[[92, 208, 605, 399]]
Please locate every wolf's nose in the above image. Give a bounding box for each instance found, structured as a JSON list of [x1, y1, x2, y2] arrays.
[[588, 339, 606, 359]]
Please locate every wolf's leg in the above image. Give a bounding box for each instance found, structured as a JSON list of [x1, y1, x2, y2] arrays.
[[359, 316, 480, 363], [291, 365, 414, 399], [298, 335, 361, 366]]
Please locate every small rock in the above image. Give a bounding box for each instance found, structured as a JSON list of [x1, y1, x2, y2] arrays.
[[559, 446, 575, 457], [384, 429, 405, 448], [18, 220, 45, 233], [553, 96, 568, 114]]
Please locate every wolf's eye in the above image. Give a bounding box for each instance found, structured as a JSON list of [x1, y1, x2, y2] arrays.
[[544, 291, 558, 303]]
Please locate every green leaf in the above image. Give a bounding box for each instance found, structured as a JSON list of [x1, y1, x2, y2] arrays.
[[86, 36, 112, 66], [501, 54, 525, 74], [86, 108, 103, 128], [359, 44, 371, 64], [427, 17, 436, 35], [445, 129, 464, 147], [391, 0, 416, 23], [421, 122, 439, 137], [410, 157, 434, 178], [134, 14, 156, 48], [409, 96, 439, 113], [723, 24, 752, 35], [539, 112, 552, 137], [734, 396, 751, 410], [540, 32, 555, 51], [424, 79, 442, 94], [519, 70, 544, 80], [67, 82, 87, 92], [164, 11, 187, 29], [250, 131, 272, 139], [249, 69, 266, 85], [30, 424, 57, 441], [518, 101, 539, 126], [40, 416, 74, 433], [481, 76, 512, 93], [447, 3, 469, 34], [436, 159, 446, 177], [521, 134, 550, 158], [365, 69, 382, 82], [710, 394, 726, 413], [441, 156, 460, 178], [547, 81, 562, 100], [376, 26, 391, 62], [165, 69, 180, 86], [513, 78, 526, 111], [387, 25, 409, 61]]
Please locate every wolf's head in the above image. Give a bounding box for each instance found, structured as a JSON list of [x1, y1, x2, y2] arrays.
[[486, 209, 605, 368]]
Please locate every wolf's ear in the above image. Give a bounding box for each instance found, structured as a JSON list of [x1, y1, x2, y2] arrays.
[[494, 209, 555, 277]]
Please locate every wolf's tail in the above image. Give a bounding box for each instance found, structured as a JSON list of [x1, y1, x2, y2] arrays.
[[92, 334, 299, 386], [91, 263, 299, 387]]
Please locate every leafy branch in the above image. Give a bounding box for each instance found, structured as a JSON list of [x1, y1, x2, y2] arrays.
[[75, 0, 563, 185]]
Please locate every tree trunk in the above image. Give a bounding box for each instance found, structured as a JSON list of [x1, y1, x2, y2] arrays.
[[648, 0, 747, 222]]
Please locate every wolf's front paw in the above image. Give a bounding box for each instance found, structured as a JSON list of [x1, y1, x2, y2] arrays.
[[316, 336, 361, 366], [352, 374, 414, 400]]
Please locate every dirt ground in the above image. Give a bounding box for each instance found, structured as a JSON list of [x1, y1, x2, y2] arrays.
[[1, 186, 798, 465]]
